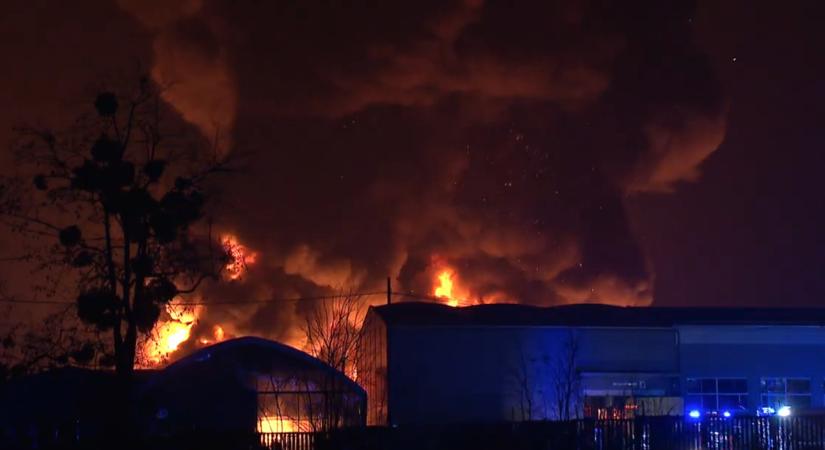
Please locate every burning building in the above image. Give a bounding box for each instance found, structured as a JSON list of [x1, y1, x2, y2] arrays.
[[0, 337, 365, 448], [139, 336, 365, 435], [358, 302, 825, 425]]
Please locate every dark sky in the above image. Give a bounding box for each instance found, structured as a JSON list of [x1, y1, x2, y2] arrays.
[[1, 0, 824, 340], [628, 0, 825, 306]]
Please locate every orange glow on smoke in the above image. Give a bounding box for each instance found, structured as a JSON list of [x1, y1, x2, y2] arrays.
[[199, 325, 228, 346], [223, 234, 258, 280]]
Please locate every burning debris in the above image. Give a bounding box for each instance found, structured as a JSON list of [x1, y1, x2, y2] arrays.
[[222, 234, 258, 281]]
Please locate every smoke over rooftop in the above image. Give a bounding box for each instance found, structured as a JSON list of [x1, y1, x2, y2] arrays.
[[1, 0, 726, 354]]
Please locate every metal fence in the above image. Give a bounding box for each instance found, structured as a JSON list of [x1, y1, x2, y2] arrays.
[[259, 432, 315, 450], [7, 416, 825, 450], [262, 416, 825, 450], [581, 416, 825, 450]]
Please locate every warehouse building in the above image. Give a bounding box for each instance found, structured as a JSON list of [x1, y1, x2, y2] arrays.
[[139, 336, 366, 435], [357, 302, 825, 425], [0, 337, 366, 448]]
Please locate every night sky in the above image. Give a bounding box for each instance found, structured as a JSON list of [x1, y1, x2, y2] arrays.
[[1, 0, 825, 342]]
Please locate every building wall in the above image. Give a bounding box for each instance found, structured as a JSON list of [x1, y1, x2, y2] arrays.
[[377, 322, 825, 425], [577, 327, 678, 373], [678, 325, 825, 412], [358, 312, 389, 425], [385, 325, 678, 425], [141, 338, 367, 434]]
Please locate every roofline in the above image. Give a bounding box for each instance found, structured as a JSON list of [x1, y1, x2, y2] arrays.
[[369, 302, 825, 327], [146, 336, 365, 396]]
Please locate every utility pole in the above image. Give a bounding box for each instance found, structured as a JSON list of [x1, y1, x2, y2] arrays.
[[386, 277, 392, 305]]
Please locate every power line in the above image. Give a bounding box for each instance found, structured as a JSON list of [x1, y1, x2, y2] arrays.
[[0, 290, 426, 307], [172, 291, 390, 306], [0, 298, 77, 305]]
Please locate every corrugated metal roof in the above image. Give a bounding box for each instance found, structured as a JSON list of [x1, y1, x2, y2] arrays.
[[371, 302, 825, 327]]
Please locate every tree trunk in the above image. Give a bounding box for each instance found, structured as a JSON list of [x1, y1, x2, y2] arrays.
[[110, 321, 138, 445], [116, 322, 137, 377]]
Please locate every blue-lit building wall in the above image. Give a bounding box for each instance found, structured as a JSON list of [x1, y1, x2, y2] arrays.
[[366, 320, 825, 425], [678, 326, 825, 413], [387, 326, 571, 424], [382, 326, 682, 425]]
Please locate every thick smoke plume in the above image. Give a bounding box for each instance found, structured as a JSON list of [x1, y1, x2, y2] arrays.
[[147, 0, 724, 349], [2, 0, 726, 352]]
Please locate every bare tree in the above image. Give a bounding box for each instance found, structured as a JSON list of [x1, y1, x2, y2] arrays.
[[0, 288, 21, 383], [637, 395, 678, 417], [301, 291, 366, 431], [552, 330, 581, 421], [0, 76, 231, 377], [510, 344, 535, 421], [256, 369, 363, 435], [303, 291, 364, 379]]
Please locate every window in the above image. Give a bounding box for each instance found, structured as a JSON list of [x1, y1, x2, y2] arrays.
[[686, 378, 748, 412], [761, 378, 811, 409]]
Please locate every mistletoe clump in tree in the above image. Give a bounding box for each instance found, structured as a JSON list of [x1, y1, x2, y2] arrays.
[[5, 79, 230, 376]]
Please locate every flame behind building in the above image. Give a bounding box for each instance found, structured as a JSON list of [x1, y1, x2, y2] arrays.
[[110, 0, 728, 367]]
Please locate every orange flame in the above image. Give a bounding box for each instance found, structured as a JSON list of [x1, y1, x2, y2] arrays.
[[433, 267, 470, 306], [140, 234, 257, 367], [223, 234, 258, 280], [142, 303, 200, 365], [257, 416, 310, 433], [434, 270, 459, 307]]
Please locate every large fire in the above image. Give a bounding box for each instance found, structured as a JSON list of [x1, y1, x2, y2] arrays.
[[434, 270, 458, 306], [143, 303, 201, 365], [142, 306, 230, 366], [257, 416, 310, 433], [431, 258, 516, 306], [432, 266, 476, 307], [140, 234, 256, 366]]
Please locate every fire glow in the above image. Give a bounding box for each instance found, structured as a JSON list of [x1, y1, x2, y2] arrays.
[[434, 270, 458, 306], [199, 325, 227, 346], [143, 304, 201, 365], [141, 234, 256, 366], [143, 307, 230, 366], [257, 416, 310, 433], [433, 266, 476, 307], [223, 234, 258, 280]]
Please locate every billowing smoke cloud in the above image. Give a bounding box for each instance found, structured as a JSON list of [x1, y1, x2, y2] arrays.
[[117, 0, 236, 156], [120, 0, 725, 344]]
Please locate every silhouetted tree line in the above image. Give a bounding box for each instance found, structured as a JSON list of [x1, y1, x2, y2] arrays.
[[0, 75, 234, 377]]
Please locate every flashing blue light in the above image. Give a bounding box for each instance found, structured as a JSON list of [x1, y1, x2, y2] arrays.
[[722, 411, 731, 418], [688, 409, 701, 419], [759, 406, 776, 416], [777, 406, 791, 417]]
